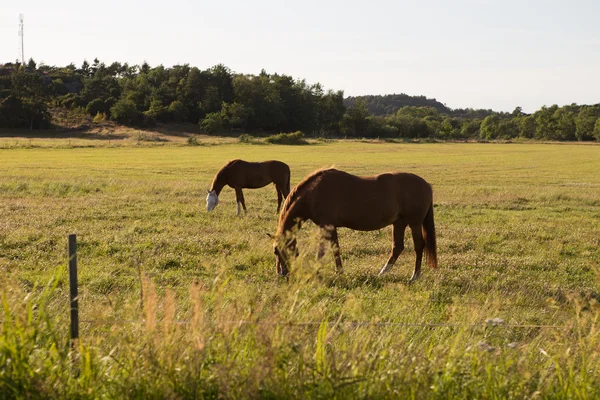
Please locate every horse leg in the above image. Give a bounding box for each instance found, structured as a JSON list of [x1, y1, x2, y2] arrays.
[[327, 226, 343, 273], [276, 185, 283, 213], [317, 225, 332, 259], [378, 221, 407, 276], [234, 187, 247, 215], [408, 223, 425, 283]]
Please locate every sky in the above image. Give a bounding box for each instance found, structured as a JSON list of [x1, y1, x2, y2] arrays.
[[1, 0, 599, 113]]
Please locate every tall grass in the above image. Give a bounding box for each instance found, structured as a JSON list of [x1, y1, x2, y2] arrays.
[[2, 261, 599, 398]]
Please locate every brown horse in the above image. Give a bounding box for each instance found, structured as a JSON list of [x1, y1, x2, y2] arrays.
[[206, 159, 291, 215], [271, 168, 437, 282]]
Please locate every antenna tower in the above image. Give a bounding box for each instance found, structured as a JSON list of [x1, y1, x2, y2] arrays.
[[18, 14, 25, 64]]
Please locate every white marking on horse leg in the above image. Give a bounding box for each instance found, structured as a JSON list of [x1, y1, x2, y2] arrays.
[[378, 263, 393, 276], [408, 271, 421, 283], [237, 202, 241, 216]]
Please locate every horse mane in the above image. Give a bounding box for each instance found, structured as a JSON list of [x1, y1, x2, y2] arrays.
[[210, 159, 240, 191], [277, 166, 335, 234]]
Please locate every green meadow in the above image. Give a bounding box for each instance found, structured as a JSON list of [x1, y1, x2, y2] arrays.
[[1, 140, 600, 398]]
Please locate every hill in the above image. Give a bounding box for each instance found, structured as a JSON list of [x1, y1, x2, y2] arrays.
[[344, 93, 451, 116], [344, 93, 497, 119]]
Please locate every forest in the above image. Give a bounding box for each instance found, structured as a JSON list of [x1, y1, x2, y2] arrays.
[[1, 59, 599, 141]]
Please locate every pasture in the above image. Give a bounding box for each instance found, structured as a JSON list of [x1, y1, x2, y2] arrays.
[[1, 140, 600, 398]]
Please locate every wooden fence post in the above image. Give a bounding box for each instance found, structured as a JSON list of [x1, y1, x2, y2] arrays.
[[68, 234, 79, 349]]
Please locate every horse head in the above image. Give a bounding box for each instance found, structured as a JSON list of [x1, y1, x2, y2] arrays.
[[206, 190, 219, 212], [269, 233, 298, 277]]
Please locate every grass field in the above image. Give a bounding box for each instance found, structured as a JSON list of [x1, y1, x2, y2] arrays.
[[1, 139, 600, 398]]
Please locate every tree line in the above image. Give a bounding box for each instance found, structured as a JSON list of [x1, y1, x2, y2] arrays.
[[1, 59, 599, 141]]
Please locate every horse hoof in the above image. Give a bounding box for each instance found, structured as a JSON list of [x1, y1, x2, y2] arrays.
[[278, 273, 289, 281], [378, 264, 392, 276]]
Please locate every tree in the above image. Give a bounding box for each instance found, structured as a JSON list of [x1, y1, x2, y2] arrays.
[[440, 117, 460, 138], [396, 106, 438, 119], [594, 118, 600, 141], [233, 72, 284, 131], [553, 107, 576, 141], [272, 74, 318, 132], [497, 119, 518, 139], [79, 60, 91, 77], [200, 112, 225, 133], [144, 99, 169, 122], [221, 101, 249, 130], [0, 95, 26, 127], [110, 98, 140, 124], [0, 94, 51, 129], [534, 105, 558, 139], [11, 67, 48, 101], [317, 90, 346, 135], [480, 115, 500, 139], [460, 119, 481, 138], [575, 106, 600, 141], [344, 93, 450, 116], [516, 115, 535, 138], [7, 68, 51, 129], [208, 64, 234, 104], [387, 114, 428, 138], [168, 100, 188, 122], [342, 98, 370, 137], [86, 98, 105, 116], [511, 106, 523, 117]]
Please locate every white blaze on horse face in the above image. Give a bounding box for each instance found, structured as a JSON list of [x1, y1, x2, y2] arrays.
[[206, 191, 218, 212]]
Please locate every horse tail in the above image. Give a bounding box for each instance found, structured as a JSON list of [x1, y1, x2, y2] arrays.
[[285, 168, 291, 197], [422, 202, 437, 268]]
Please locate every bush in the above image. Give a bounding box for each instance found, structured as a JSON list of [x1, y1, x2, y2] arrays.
[[86, 98, 105, 116], [200, 112, 225, 134], [145, 100, 170, 123], [110, 98, 141, 125], [187, 136, 200, 146], [265, 131, 308, 145], [168, 100, 188, 123], [238, 134, 254, 143], [0, 95, 51, 129], [93, 112, 106, 123], [367, 118, 398, 138]]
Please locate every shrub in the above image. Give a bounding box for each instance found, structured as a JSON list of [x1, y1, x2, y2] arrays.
[[93, 112, 106, 123], [238, 134, 254, 143], [200, 112, 225, 134], [86, 98, 105, 116], [0, 95, 51, 129], [187, 136, 200, 146], [145, 100, 170, 123], [110, 98, 141, 125], [168, 100, 188, 123], [265, 131, 308, 145]]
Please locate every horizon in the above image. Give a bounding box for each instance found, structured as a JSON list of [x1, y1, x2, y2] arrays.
[[1, 0, 599, 114]]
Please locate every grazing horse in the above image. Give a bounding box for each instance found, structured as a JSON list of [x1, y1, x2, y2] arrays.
[[206, 159, 291, 215], [271, 168, 437, 282]]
